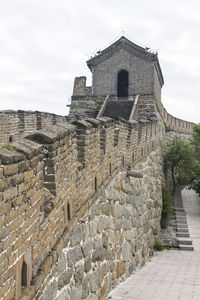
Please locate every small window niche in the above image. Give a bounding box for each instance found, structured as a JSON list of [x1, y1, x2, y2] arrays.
[[110, 163, 112, 174], [21, 261, 28, 288], [67, 203, 71, 221], [95, 177, 98, 191], [64, 200, 73, 225]]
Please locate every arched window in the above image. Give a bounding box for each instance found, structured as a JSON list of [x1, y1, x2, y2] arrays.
[[117, 70, 129, 97], [21, 261, 28, 287]]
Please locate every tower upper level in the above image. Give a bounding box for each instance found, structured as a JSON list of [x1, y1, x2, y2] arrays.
[[72, 36, 164, 101]]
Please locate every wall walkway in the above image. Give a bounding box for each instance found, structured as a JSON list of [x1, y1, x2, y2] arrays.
[[107, 188, 200, 300]]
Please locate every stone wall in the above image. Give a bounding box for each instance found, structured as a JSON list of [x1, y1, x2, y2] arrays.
[[0, 110, 67, 144], [37, 147, 163, 300], [0, 116, 160, 300]]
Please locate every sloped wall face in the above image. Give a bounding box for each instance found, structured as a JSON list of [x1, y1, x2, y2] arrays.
[[37, 147, 163, 300], [92, 49, 154, 96], [0, 118, 160, 300]]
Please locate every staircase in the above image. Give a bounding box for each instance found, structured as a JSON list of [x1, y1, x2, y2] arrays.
[[174, 187, 194, 251], [161, 186, 194, 251]]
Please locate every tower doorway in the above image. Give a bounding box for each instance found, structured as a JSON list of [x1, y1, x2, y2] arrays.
[[117, 70, 129, 97]]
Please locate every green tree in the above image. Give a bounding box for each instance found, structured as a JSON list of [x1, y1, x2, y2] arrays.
[[188, 124, 200, 195], [164, 136, 193, 191]]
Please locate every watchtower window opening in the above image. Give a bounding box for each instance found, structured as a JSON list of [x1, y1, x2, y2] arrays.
[[117, 70, 129, 97], [95, 177, 97, 191], [21, 261, 28, 288], [67, 203, 71, 221]]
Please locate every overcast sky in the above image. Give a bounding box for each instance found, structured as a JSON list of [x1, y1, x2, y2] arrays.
[[0, 0, 200, 123]]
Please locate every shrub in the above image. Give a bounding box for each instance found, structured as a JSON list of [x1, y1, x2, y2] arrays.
[[154, 239, 164, 251], [160, 183, 173, 228]]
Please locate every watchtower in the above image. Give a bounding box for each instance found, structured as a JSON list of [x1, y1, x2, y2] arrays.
[[70, 36, 164, 120]]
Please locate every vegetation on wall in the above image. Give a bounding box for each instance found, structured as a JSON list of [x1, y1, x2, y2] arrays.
[[161, 136, 192, 227], [160, 183, 173, 228], [163, 136, 193, 191], [187, 124, 200, 195]]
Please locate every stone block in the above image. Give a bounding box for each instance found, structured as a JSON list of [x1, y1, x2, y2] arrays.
[[32, 271, 45, 292], [84, 255, 91, 273], [74, 263, 84, 285], [39, 255, 53, 276], [70, 224, 84, 247], [82, 239, 93, 257], [55, 289, 69, 300], [0, 227, 10, 240], [92, 248, 113, 262], [3, 163, 19, 176], [58, 268, 73, 289], [116, 261, 125, 278], [0, 202, 11, 216], [20, 285, 36, 300], [102, 232, 108, 249], [89, 271, 99, 293], [3, 186, 18, 201], [0, 177, 11, 191], [42, 280, 57, 300], [67, 246, 83, 266]]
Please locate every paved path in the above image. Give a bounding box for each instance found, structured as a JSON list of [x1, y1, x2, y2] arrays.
[[107, 188, 200, 300]]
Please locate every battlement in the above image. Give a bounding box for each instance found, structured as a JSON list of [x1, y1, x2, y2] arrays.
[[0, 116, 159, 299], [0, 110, 67, 144]]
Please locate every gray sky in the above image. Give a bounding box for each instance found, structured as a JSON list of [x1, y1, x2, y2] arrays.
[[0, 0, 200, 123]]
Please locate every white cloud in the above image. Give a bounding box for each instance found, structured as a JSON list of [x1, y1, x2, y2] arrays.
[[0, 0, 200, 122]]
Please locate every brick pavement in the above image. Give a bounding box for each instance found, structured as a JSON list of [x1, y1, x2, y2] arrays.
[[107, 188, 200, 300]]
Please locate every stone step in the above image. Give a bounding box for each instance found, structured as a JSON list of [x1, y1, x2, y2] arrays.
[[174, 205, 184, 210], [174, 208, 185, 212], [179, 245, 194, 251], [177, 224, 188, 228], [178, 238, 193, 245], [176, 216, 187, 219], [177, 228, 189, 233], [176, 219, 187, 223], [175, 211, 186, 215], [177, 232, 190, 237]]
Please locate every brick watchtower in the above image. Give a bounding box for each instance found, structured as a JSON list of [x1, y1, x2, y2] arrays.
[[69, 36, 164, 120]]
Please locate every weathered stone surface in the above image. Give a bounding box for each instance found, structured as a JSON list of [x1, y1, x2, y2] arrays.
[[116, 261, 125, 278], [102, 232, 108, 249], [74, 263, 84, 285], [122, 242, 131, 261], [55, 252, 66, 274], [55, 289, 69, 300], [70, 225, 84, 246], [82, 239, 93, 257], [93, 236, 102, 250], [92, 248, 113, 262], [67, 246, 83, 266], [82, 276, 90, 298], [70, 286, 82, 300], [58, 268, 73, 290], [84, 255, 91, 273], [89, 220, 97, 237], [42, 280, 57, 300], [5, 140, 162, 300], [89, 272, 99, 293]]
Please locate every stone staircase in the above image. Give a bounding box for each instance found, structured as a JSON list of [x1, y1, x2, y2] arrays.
[[174, 187, 194, 251], [161, 186, 194, 251]]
